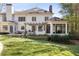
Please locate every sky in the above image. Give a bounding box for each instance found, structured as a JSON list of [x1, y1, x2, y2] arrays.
[[12, 3, 62, 18]]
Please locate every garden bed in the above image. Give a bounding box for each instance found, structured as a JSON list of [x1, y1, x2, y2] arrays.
[[70, 40, 79, 44]]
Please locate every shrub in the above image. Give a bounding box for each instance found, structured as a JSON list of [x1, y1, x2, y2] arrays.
[[48, 33, 79, 44], [47, 35, 71, 44]]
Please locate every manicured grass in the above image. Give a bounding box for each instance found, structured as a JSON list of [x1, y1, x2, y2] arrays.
[[0, 35, 79, 56]]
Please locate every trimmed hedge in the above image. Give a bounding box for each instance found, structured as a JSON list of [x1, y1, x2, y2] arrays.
[[47, 35, 73, 44], [47, 33, 79, 44]]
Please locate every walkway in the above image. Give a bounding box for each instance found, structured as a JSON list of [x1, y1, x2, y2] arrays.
[[0, 42, 3, 55]]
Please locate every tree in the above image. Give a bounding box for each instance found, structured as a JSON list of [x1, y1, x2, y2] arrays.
[[60, 3, 79, 33]]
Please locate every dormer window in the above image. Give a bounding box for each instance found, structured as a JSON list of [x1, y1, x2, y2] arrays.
[[32, 17, 36, 21], [45, 17, 49, 21], [18, 17, 25, 22]]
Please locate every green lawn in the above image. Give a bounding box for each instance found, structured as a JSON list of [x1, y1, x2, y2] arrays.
[[0, 35, 79, 56]]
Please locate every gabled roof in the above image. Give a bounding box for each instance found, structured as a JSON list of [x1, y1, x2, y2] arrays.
[[24, 7, 49, 12], [14, 7, 53, 14], [46, 17, 67, 24], [50, 17, 63, 21]]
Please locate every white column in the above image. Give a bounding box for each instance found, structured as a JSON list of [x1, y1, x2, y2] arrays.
[[15, 23, 18, 33], [8, 25, 10, 33], [50, 23, 53, 35], [65, 23, 68, 35], [0, 26, 2, 32], [44, 25, 46, 34], [0, 26, 1, 32], [13, 25, 16, 34], [35, 25, 38, 35]]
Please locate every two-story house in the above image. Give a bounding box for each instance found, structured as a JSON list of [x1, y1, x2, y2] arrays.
[[0, 4, 68, 35]]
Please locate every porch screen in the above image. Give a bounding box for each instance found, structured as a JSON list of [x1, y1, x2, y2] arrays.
[[46, 24, 50, 33], [53, 24, 65, 34]]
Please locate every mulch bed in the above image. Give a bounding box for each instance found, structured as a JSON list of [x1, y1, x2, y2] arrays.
[[70, 40, 79, 45]]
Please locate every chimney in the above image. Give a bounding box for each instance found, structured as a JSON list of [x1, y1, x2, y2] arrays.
[[6, 4, 12, 21], [49, 5, 52, 13]]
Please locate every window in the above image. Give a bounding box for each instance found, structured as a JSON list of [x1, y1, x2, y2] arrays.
[[38, 25, 43, 31], [18, 17, 25, 22], [21, 26, 25, 30], [3, 25, 8, 30], [32, 17, 36, 21], [45, 17, 48, 21]]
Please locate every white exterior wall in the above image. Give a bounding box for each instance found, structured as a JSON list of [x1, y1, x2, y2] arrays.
[[15, 14, 52, 23], [0, 25, 9, 32], [0, 15, 3, 22], [16, 23, 31, 32], [14, 13, 52, 35], [26, 14, 51, 23], [35, 25, 46, 35]]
